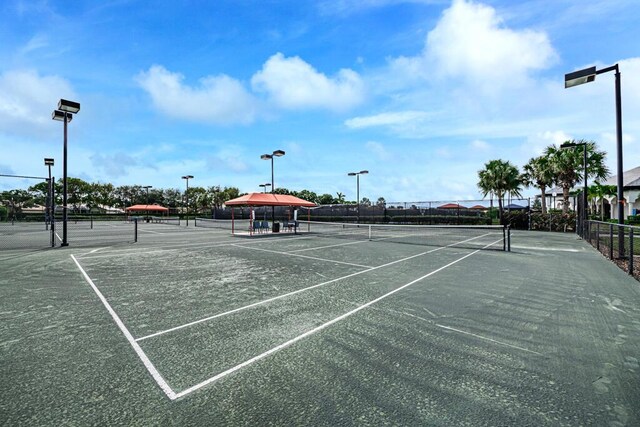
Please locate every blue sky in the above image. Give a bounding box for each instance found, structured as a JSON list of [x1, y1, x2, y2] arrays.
[[1, 0, 639, 203]]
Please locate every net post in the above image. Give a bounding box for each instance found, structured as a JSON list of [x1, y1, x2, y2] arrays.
[[507, 225, 511, 252], [629, 228, 634, 275], [502, 225, 506, 251], [194, 216, 197, 227], [368, 225, 372, 241], [91, 213, 93, 229], [596, 223, 600, 251], [134, 218, 138, 243]]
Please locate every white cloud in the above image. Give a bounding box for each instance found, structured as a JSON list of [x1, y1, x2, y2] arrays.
[[0, 69, 76, 135], [391, 0, 557, 90], [136, 65, 258, 125], [345, 110, 430, 129], [251, 53, 365, 111]]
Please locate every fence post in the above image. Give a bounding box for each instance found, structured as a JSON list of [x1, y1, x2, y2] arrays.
[[630, 228, 634, 276], [134, 218, 138, 243], [609, 223, 614, 260], [596, 223, 600, 251]]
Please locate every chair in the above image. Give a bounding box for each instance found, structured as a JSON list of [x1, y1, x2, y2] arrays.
[[262, 221, 270, 232], [282, 220, 289, 231], [252, 221, 262, 234]]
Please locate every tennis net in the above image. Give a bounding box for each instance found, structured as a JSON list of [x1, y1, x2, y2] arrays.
[[299, 220, 510, 251], [151, 216, 181, 226], [195, 217, 251, 231]]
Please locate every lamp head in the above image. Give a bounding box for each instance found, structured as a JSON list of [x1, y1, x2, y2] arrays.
[[58, 99, 80, 114], [273, 149, 285, 157], [348, 172, 357, 176], [261, 154, 272, 160], [44, 158, 54, 166], [565, 66, 596, 89], [52, 110, 72, 122]]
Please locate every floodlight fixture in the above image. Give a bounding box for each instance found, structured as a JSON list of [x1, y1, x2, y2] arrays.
[[564, 66, 596, 88], [58, 99, 81, 114]]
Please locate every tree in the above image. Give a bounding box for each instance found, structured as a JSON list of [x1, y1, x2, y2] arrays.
[[522, 155, 555, 214], [335, 192, 346, 204], [360, 197, 372, 207], [317, 193, 335, 205], [545, 140, 609, 214], [478, 159, 522, 223], [376, 197, 386, 208]]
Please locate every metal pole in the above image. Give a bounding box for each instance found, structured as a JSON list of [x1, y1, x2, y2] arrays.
[[51, 176, 55, 247], [271, 157, 275, 228], [356, 174, 360, 224], [186, 178, 189, 226], [61, 113, 69, 246], [615, 68, 625, 257], [583, 144, 588, 239]]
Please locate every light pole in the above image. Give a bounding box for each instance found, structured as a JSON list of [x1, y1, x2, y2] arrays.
[[561, 141, 588, 237], [565, 64, 624, 254], [259, 183, 271, 193], [143, 185, 152, 221], [348, 170, 368, 223], [261, 149, 285, 227], [44, 158, 54, 230], [52, 99, 80, 247], [182, 175, 193, 226]]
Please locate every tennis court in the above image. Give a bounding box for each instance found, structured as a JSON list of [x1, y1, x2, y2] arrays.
[[1, 223, 639, 425]]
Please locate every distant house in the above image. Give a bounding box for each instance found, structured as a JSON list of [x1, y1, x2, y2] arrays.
[[539, 166, 640, 219], [437, 203, 467, 209], [600, 166, 640, 219], [468, 205, 488, 211]]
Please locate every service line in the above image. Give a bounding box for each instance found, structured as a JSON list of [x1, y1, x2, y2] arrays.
[[172, 238, 503, 399]]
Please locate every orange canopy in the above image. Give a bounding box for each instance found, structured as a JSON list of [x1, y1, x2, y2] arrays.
[[125, 204, 169, 212], [225, 193, 316, 207]]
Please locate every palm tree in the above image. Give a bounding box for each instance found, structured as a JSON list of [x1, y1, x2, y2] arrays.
[[589, 182, 617, 220], [522, 155, 555, 214], [545, 140, 609, 214], [478, 159, 523, 223]]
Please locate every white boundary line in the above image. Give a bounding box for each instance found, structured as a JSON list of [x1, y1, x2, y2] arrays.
[[434, 324, 542, 355], [172, 238, 502, 399], [70, 254, 177, 400], [234, 244, 374, 268]]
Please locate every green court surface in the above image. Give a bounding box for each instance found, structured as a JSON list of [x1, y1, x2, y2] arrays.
[[1, 224, 639, 425]]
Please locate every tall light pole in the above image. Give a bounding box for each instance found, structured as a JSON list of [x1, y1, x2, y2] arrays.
[[52, 99, 80, 247], [565, 64, 624, 254], [44, 158, 54, 231], [259, 183, 271, 193], [143, 185, 152, 221], [348, 170, 368, 223], [561, 141, 588, 237], [261, 149, 285, 226], [182, 175, 193, 226]]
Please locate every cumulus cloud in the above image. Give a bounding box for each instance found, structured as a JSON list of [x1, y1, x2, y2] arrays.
[[391, 0, 557, 89], [136, 65, 258, 125], [251, 53, 365, 111], [0, 69, 76, 135]]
